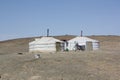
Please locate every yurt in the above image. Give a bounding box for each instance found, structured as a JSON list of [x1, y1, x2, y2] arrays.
[[29, 37, 63, 53], [67, 36, 99, 51]]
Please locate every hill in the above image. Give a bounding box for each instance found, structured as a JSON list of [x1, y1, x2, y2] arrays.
[[0, 35, 120, 54], [0, 35, 120, 80]]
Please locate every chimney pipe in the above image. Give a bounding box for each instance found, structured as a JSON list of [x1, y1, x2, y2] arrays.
[[81, 30, 83, 37], [47, 29, 49, 37]]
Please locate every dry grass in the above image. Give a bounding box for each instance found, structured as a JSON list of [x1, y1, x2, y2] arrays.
[[0, 35, 120, 80], [0, 51, 120, 80]]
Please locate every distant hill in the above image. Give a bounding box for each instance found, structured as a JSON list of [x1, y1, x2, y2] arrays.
[[0, 35, 120, 54]]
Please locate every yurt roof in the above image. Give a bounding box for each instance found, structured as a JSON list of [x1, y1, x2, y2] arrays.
[[29, 37, 63, 44], [68, 36, 99, 43]]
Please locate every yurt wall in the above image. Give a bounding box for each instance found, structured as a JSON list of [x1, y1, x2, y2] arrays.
[[29, 37, 63, 53]]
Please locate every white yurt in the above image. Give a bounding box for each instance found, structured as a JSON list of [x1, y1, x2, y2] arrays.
[[67, 36, 99, 51], [29, 37, 63, 53]]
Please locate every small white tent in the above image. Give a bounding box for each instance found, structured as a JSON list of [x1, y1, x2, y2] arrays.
[[29, 37, 63, 53], [67, 36, 99, 51]]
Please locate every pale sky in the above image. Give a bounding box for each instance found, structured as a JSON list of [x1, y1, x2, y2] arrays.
[[0, 0, 120, 41]]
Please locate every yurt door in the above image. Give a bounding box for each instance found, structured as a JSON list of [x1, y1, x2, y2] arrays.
[[56, 42, 61, 52], [86, 41, 93, 51]]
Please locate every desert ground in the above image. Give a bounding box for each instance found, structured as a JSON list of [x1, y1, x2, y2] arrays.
[[0, 35, 120, 80]]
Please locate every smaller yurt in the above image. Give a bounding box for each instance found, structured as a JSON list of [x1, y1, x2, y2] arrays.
[[29, 37, 63, 53], [67, 36, 99, 51]]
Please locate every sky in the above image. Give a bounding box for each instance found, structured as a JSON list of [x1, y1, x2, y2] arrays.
[[0, 0, 120, 41]]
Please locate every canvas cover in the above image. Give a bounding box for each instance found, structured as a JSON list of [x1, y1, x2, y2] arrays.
[[29, 37, 63, 52], [68, 37, 99, 50]]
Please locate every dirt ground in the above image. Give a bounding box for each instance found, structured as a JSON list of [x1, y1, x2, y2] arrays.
[[0, 50, 120, 80], [0, 36, 120, 80]]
